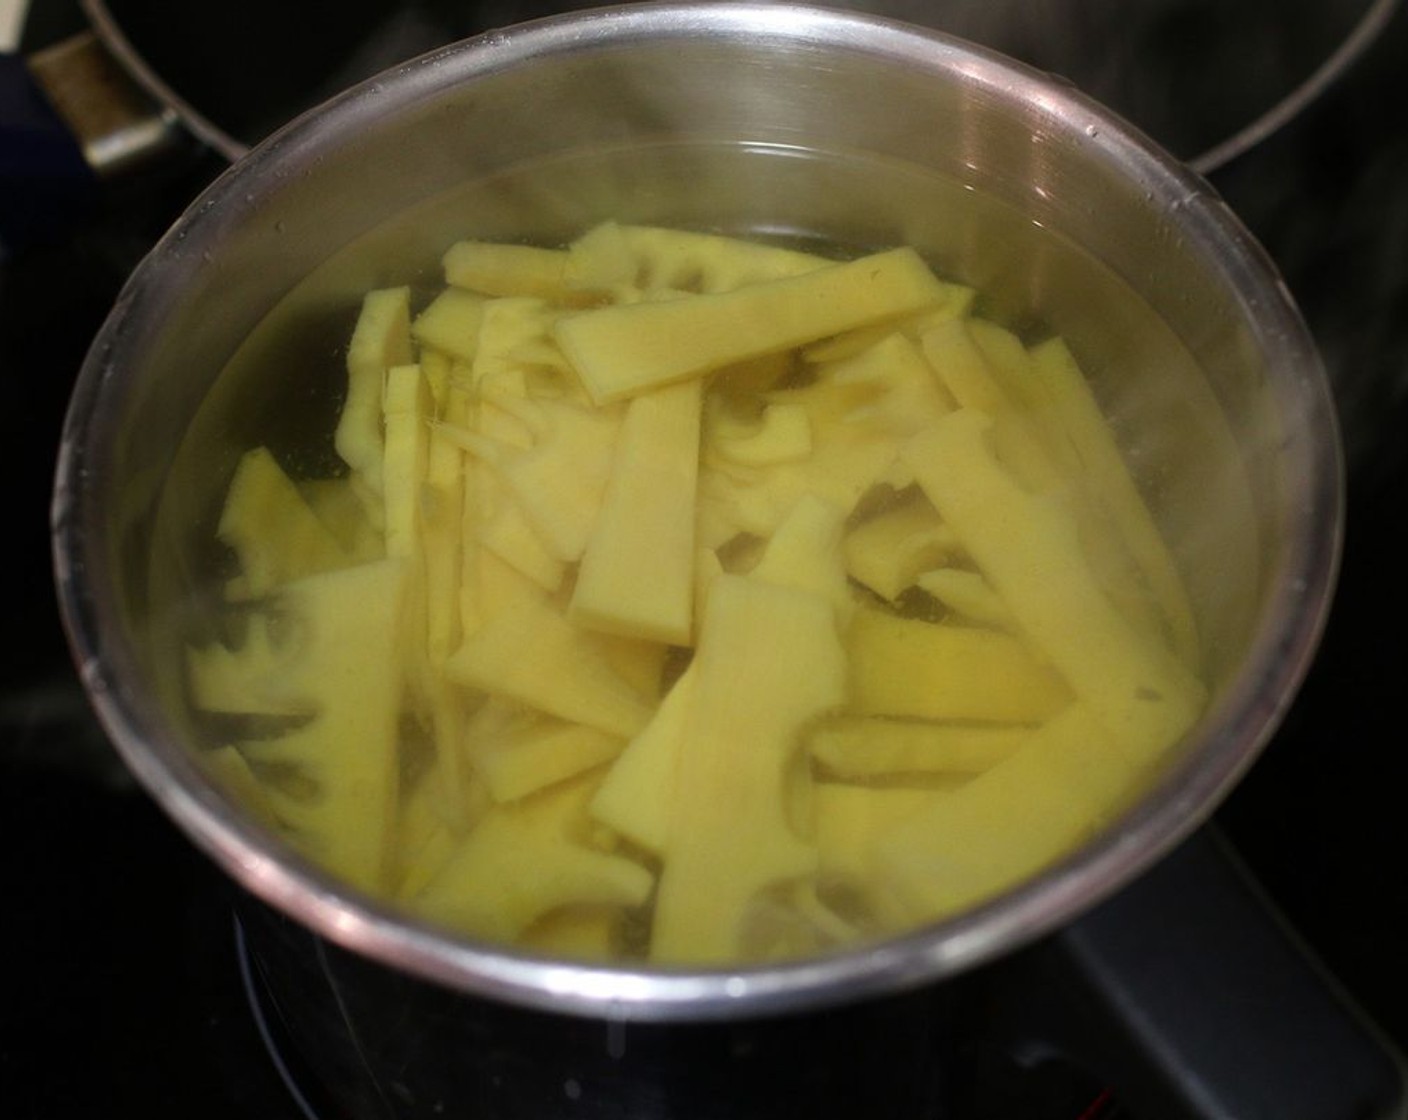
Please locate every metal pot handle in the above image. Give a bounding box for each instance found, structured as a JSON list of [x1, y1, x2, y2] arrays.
[[989, 826, 1407, 1120], [1, 15, 182, 251]]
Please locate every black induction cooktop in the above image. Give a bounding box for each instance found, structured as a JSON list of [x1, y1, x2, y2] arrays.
[[4, 2, 1408, 1118]]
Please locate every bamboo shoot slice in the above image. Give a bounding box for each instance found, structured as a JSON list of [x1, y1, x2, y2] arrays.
[[556, 247, 948, 402], [569, 379, 702, 646], [651, 575, 845, 963]]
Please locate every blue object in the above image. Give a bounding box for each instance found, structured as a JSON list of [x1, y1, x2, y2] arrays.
[[1, 50, 95, 253]]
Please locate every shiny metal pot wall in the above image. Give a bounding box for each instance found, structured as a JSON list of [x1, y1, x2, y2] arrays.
[[52, 3, 1340, 1022]]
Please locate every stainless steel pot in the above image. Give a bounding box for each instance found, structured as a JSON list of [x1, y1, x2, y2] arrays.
[[51, 1, 1347, 1112]]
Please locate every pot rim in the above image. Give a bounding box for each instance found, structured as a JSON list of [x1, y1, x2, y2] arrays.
[[51, 2, 1343, 1021]]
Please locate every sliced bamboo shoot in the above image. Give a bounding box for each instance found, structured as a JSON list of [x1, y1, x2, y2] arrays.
[[556, 247, 948, 402]]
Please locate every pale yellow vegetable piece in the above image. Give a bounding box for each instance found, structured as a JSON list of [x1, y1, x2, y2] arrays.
[[443, 240, 575, 302], [446, 591, 654, 738], [422, 425, 465, 667], [446, 392, 624, 563], [569, 379, 702, 646], [802, 292, 977, 364], [392, 764, 469, 901], [474, 547, 549, 627], [411, 772, 653, 943], [920, 319, 1065, 494], [711, 402, 812, 467], [823, 332, 953, 436], [966, 319, 1035, 401], [411, 288, 485, 364], [335, 287, 412, 504], [749, 494, 852, 626], [186, 613, 303, 718], [217, 447, 352, 597], [1029, 338, 1201, 669], [299, 480, 383, 563], [463, 701, 628, 803], [941, 325, 1166, 646], [236, 559, 408, 893], [419, 347, 454, 411], [382, 364, 434, 561], [846, 608, 1072, 724], [652, 575, 845, 963], [421, 390, 475, 828], [555, 247, 949, 402], [462, 466, 565, 592], [520, 907, 619, 959], [809, 717, 1030, 779], [919, 318, 1016, 416], [591, 499, 844, 854], [590, 665, 697, 854], [902, 410, 1205, 756], [915, 567, 1016, 629], [561, 221, 637, 293], [382, 362, 437, 730], [843, 496, 960, 603], [813, 783, 944, 919], [202, 745, 279, 828], [695, 375, 904, 546], [875, 704, 1141, 922], [564, 221, 832, 297]]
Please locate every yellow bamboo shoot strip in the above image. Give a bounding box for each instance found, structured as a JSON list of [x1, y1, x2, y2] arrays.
[[823, 332, 954, 437], [455, 391, 623, 563], [809, 718, 1031, 780], [382, 365, 433, 561], [217, 447, 352, 597], [943, 323, 1168, 649], [443, 240, 577, 302], [411, 772, 653, 943], [520, 907, 619, 959], [749, 494, 852, 625], [569, 379, 702, 646], [446, 591, 654, 739], [187, 615, 304, 718], [383, 365, 435, 724], [710, 402, 812, 467], [237, 559, 408, 894], [847, 608, 1071, 724], [411, 288, 485, 364], [901, 410, 1205, 756], [919, 319, 1065, 494], [920, 318, 1015, 415], [590, 493, 847, 853], [564, 221, 833, 297], [652, 575, 846, 963], [589, 665, 697, 853], [555, 247, 949, 403], [392, 765, 466, 901], [462, 700, 627, 804], [801, 291, 977, 364], [843, 497, 960, 603], [423, 417, 474, 827], [1029, 338, 1201, 669], [335, 287, 412, 505], [874, 703, 1140, 923], [299, 480, 382, 563], [812, 783, 943, 921]]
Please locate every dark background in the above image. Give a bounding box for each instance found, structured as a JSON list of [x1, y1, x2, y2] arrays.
[[3, 1, 1407, 1117]]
